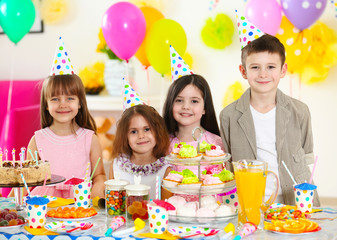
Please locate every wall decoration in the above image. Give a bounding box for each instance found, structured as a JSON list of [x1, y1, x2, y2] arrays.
[[201, 13, 234, 49], [277, 16, 337, 84], [222, 81, 246, 108], [39, 0, 68, 25]]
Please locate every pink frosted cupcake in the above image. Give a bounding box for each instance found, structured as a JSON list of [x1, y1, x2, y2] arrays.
[[162, 171, 183, 188], [201, 175, 225, 192], [203, 145, 227, 160]]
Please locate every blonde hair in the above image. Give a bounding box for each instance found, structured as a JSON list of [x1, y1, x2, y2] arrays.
[[40, 74, 96, 133]]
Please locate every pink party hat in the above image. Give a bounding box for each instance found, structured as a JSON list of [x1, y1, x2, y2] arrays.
[[123, 78, 144, 111], [170, 45, 193, 82], [235, 10, 264, 49], [50, 37, 75, 75]]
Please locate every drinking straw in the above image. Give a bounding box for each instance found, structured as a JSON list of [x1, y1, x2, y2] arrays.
[[89, 157, 101, 182], [309, 155, 318, 184], [84, 161, 91, 182], [281, 161, 297, 185], [34, 151, 39, 165], [156, 175, 161, 200], [20, 173, 31, 196]]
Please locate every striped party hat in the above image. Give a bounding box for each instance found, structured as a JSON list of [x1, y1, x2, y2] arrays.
[[235, 10, 264, 49], [123, 78, 144, 111], [170, 45, 193, 82], [50, 37, 75, 75]]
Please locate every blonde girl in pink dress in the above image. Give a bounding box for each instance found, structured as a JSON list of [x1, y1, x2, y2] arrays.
[[162, 74, 225, 201], [27, 74, 106, 199]]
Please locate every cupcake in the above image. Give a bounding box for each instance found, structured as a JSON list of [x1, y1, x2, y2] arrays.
[[162, 171, 183, 188], [213, 169, 234, 183], [170, 142, 186, 157], [177, 144, 202, 161], [201, 175, 225, 192], [177, 176, 202, 191], [203, 145, 227, 160]]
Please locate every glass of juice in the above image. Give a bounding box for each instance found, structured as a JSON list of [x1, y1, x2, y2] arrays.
[[233, 159, 279, 228]]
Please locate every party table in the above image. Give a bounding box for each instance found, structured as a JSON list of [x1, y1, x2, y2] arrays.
[[0, 205, 336, 240]]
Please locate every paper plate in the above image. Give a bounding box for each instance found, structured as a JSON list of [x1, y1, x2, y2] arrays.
[[168, 226, 219, 238], [0, 221, 27, 229], [48, 213, 97, 222], [44, 221, 94, 235], [267, 226, 322, 236]]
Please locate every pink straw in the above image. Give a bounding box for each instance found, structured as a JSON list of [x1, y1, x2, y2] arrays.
[[42, 173, 48, 195], [309, 155, 318, 184]]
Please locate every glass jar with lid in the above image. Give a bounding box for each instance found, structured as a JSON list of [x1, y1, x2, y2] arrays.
[[104, 178, 129, 216], [124, 176, 150, 222]]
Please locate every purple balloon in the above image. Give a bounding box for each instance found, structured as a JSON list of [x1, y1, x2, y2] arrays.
[[102, 2, 146, 60], [280, 0, 327, 30]]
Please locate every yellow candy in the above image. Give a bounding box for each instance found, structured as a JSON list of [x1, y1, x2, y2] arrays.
[[92, 196, 100, 207]]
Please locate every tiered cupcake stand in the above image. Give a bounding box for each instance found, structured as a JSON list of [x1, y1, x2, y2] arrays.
[[0, 174, 65, 211], [163, 154, 237, 223]]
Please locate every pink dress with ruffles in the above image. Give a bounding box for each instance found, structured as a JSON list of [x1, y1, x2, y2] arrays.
[[31, 127, 93, 198]]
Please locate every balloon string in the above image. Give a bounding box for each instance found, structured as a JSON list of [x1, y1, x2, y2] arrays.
[[146, 67, 150, 105], [160, 74, 165, 115], [5, 44, 16, 142]]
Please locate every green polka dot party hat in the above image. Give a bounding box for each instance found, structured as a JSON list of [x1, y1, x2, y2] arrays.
[[123, 77, 144, 111], [235, 10, 264, 49], [170, 45, 193, 82], [50, 36, 75, 75]]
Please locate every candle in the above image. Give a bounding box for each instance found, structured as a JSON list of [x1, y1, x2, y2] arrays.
[[38, 148, 44, 162], [21, 147, 26, 161], [34, 151, 38, 165], [4, 149, 8, 160], [12, 149, 16, 166], [0, 148, 3, 167], [19, 153, 23, 167]]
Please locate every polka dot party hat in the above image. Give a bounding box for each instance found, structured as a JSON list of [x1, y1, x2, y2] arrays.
[[235, 10, 264, 49], [50, 36, 75, 75], [123, 78, 144, 111], [170, 45, 193, 82]]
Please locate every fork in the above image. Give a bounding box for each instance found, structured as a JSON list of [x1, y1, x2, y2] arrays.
[[66, 223, 93, 233]]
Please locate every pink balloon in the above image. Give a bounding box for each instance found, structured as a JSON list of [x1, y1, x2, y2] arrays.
[[102, 2, 146, 60], [245, 0, 282, 36]]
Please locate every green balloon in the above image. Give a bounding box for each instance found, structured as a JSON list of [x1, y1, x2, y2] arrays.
[[0, 0, 36, 44]]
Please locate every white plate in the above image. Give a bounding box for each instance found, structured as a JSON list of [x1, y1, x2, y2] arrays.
[[48, 214, 96, 222], [0, 221, 27, 229], [267, 227, 322, 236], [44, 221, 94, 235]]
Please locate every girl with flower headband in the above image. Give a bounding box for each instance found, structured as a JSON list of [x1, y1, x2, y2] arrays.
[[109, 102, 170, 200]]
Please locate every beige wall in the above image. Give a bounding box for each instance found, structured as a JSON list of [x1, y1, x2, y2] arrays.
[[0, 0, 336, 199]]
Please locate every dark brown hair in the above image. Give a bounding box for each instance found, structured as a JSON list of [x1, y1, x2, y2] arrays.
[[241, 34, 286, 68], [40, 74, 97, 133], [112, 105, 169, 159], [163, 74, 220, 136]]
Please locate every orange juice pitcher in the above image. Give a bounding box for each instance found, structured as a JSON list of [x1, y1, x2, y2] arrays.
[[233, 159, 279, 227]]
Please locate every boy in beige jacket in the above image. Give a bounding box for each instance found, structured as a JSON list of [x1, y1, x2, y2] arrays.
[[220, 17, 319, 206]]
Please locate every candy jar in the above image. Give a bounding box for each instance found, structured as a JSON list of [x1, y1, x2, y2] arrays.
[[124, 176, 150, 223], [104, 177, 129, 216]]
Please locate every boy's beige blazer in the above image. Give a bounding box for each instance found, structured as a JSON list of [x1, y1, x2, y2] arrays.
[[220, 88, 320, 206]]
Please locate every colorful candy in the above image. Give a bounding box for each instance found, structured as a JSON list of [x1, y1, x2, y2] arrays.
[[106, 189, 127, 216], [264, 207, 306, 220], [126, 196, 148, 221]]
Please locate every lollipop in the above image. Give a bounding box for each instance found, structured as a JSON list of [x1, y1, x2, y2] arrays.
[[233, 222, 257, 240]]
